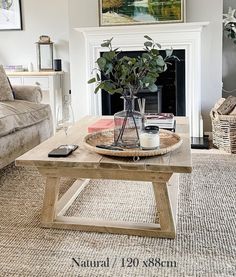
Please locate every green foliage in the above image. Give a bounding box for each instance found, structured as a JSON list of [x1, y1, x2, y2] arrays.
[[224, 24, 236, 44], [88, 36, 177, 96]]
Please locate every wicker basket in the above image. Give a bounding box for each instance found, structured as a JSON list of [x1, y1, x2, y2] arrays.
[[210, 98, 236, 153]]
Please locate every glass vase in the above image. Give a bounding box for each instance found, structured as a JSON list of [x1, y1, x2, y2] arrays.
[[114, 96, 143, 148]]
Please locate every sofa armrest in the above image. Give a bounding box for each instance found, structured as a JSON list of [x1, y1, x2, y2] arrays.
[[12, 85, 43, 103]]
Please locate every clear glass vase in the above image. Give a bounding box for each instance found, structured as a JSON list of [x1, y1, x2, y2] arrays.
[[114, 96, 143, 148], [56, 100, 75, 135]]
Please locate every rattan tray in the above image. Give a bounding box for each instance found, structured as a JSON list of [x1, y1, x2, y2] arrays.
[[84, 129, 183, 157]]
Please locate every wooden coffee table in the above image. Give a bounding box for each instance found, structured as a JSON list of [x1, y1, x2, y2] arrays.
[[16, 116, 192, 238]]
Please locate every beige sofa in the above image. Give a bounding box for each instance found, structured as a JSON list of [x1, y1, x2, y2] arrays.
[[0, 85, 53, 169]]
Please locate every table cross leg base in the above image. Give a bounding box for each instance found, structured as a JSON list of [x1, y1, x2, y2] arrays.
[[40, 174, 179, 238]]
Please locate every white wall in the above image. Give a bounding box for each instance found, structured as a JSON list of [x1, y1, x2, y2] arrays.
[[187, 0, 223, 130], [68, 0, 223, 131], [0, 0, 70, 98], [223, 0, 236, 97], [0, 1, 223, 131], [68, 0, 99, 121]]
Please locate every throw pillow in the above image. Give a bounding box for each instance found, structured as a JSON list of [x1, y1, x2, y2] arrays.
[[217, 95, 236, 115], [0, 65, 14, 101]]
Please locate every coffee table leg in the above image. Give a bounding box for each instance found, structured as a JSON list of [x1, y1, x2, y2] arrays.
[[41, 177, 60, 227], [39, 174, 178, 238], [152, 175, 177, 238]]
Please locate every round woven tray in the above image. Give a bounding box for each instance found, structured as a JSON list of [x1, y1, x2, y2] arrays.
[[84, 129, 183, 157]]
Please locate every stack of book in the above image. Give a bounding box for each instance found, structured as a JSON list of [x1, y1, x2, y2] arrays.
[[4, 65, 23, 72], [145, 113, 175, 131]]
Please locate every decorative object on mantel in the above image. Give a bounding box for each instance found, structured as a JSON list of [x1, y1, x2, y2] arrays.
[[88, 36, 178, 148], [223, 6, 236, 44], [99, 0, 185, 26], [210, 97, 236, 154], [84, 129, 182, 157], [0, 0, 22, 30], [36, 36, 54, 71]]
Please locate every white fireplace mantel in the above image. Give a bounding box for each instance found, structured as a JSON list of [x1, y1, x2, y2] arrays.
[[76, 22, 209, 137]]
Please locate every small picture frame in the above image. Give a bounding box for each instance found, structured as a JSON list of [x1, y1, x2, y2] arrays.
[[36, 42, 54, 71], [99, 0, 185, 27], [0, 0, 23, 30]]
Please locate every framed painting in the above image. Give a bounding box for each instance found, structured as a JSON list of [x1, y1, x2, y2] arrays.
[[0, 0, 22, 30], [99, 0, 185, 26]]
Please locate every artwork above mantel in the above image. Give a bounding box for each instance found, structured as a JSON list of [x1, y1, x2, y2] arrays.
[[98, 0, 186, 26]]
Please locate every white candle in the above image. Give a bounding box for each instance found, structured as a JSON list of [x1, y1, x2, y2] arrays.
[[140, 132, 160, 149]]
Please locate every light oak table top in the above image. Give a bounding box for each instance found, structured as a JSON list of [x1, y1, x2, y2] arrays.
[[16, 116, 192, 173]]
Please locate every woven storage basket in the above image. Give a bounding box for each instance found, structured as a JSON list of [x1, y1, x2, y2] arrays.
[[210, 98, 236, 153]]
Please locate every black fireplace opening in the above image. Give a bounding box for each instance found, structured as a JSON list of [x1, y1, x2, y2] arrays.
[[101, 49, 185, 116]]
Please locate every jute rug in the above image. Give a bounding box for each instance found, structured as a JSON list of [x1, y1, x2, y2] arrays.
[[0, 154, 235, 277]]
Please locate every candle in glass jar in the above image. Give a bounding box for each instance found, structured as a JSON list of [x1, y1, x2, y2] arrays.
[[140, 126, 160, 150]]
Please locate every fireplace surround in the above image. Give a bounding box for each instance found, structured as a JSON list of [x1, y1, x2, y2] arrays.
[[76, 22, 209, 137]]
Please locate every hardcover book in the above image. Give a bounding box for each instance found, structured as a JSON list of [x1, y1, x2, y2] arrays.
[[145, 113, 174, 124], [145, 113, 174, 123], [145, 113, 175, 131]]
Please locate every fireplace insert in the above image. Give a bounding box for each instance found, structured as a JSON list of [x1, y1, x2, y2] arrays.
[[101, 49, 185, 116]]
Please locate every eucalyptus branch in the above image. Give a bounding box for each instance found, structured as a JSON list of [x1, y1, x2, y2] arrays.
[[137, 67, 149, 79], [88, 36, 178, 97], [135, 84, 142, 95]]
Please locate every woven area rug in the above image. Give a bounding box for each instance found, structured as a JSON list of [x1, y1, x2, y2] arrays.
[[0, 154, 235, 277]]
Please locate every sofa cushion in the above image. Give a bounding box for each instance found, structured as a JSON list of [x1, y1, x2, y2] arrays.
[[13, 85, 42, 103], [0, 100, 52, 137], [0, 65, 14, 101]]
